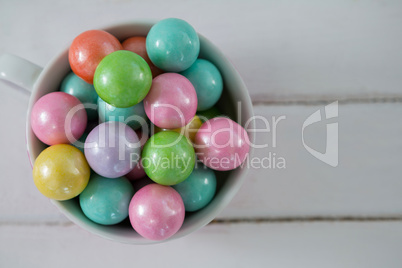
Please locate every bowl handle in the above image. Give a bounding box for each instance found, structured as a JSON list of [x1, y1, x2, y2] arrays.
[[0, 53, 43, 92]]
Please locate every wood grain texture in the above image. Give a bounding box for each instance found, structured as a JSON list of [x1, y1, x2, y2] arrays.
[[1, 222, 402, 268], [220, 103, 402, 218]]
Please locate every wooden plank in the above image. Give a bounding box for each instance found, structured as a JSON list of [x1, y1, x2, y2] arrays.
[[1, 0, 402, 100], [219, 103, 402, 218], [1, 89, 401, 222], [1, 221, 402, 268]]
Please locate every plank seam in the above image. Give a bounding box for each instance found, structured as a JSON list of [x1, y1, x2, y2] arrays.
[[251, 95, 402, 106], [211, 216, 402, 224], [1, 216, 402, 227]]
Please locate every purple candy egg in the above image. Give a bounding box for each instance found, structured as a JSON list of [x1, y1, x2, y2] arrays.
[[85, 121, 140, 178]]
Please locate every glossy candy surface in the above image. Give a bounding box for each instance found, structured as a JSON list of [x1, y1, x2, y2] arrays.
[[155, 115, 202, 144], [142, 131, 195, 185], [146, 18, 200, 72], [195, 117, 250, 171], [85, 122, 141, 178], [173, 164, 217, 212], [180, 59, 223, 111], [79, 174, 134, 225], [31, 92, 87, 145], [33, 144, 90, 200], [129, 184, 185, 241], [69, 30, 122, 84], [122, 36, 163, 78], [144, 73, 197, 129], [94, 50, 152, 108], [98, 97, 147, 130], [61, 72, 99, 120]]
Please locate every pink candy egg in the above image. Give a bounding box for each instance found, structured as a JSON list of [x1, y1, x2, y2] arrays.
[[195, 117, 250, 171], [31, 92, 87, 145], [129, 184, 185, 241], [144, 73, 197, 129]]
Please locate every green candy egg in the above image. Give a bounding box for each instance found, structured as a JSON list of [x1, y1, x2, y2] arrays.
[[93, 50, 152, 108], [142, 131, 195, 185]]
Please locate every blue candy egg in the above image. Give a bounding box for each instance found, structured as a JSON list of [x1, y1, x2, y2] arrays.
[[60, 72, 98, 120], [79, 174, 135, 225], [146, 18, 200, 72], [98, 97, 147, 130], [172, 164, 217, 212], [181, 59, 223, 111]]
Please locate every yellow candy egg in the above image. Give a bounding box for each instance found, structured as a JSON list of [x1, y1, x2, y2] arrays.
[[32, 144, 90, 200], [154, 115, 202, 143]]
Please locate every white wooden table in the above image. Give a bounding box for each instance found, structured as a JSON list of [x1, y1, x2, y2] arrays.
[[1, 0, 401, 267]]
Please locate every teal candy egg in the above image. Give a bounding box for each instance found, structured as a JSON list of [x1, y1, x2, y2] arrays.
[[60, 72, 98, 120], [79, 174, 135, 225], [146, 18, 200, 72], [181, 59, 223, 111], [98, 97, 147, 130], [172, 164, 217, 212]]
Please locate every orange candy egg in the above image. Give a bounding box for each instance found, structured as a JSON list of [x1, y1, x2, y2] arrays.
[[122, 36, 163, 78], [69, 30, 122, 84]]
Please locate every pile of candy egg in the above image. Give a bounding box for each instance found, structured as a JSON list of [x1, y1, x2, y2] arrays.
[[31, 18, 250, 241]]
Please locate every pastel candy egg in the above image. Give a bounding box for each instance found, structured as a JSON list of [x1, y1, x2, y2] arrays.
[[31, 92, 87, 145], [180, 59, 223, 111], [94, 50, 152, 108], [142, 131, 195, 185], [154, 115, 202, 144], [129, 184, 185, 241], [144, 73, 197, 129], [146, 18, 200, 72], [122, 36, 163, 78], [69, 30, 122, 84], [79, 174, 134, 225], [172, 164, 217, 212], [85, 122, 141, 178], [33, 144, 90, 200], [194, 117, 250, 171], [98, 97, 148, 130], [61, 72, 99, 120]]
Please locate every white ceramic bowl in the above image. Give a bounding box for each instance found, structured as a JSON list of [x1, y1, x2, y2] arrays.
[[0, 21, 255, 244]]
